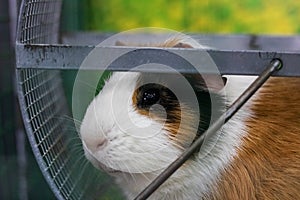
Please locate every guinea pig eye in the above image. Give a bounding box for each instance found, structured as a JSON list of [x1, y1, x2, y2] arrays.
[[136, 84, 161, 108], [142, 88, 160, 107]]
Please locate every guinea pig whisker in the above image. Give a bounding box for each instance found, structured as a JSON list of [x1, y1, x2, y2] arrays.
[[69, 143, 85, 152], [53, 115, 82, 126], [77, 79, 99, 91], [51, 115, 83, 137], [68, 144, 84, 153], [122, 162, 138, 184], [72, 119, 83, 127], [169, 143, 184, 151], [79, 155, 89, 169], [75, 152, 90, 168], [112, 160, 134, 180], [138, 170, 153, 183]]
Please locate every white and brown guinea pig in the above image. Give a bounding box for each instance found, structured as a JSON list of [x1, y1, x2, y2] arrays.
[[80, 38, 300, 199]]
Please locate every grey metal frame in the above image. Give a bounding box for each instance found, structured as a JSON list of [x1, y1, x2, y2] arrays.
[[16, 33, 300, 76], [15, 0, 299, 200]]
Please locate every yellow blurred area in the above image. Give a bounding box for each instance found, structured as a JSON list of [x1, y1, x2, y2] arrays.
[[86, 0, 300, 34]]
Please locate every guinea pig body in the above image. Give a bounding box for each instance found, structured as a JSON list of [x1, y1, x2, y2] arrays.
[[211, 77, 300, 200], [80, 40, 300, 199]]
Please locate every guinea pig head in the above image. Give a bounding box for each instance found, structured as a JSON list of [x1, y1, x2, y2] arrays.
[[80, 40, 226, 175], [80, 72, 198, 174], [80, 72, 225, 176]]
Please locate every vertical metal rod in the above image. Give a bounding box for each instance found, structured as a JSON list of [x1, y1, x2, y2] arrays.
[[134, 59, 282, 200]]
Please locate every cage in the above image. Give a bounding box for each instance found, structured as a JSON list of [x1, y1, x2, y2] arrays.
[[15, 0, 300, 199]]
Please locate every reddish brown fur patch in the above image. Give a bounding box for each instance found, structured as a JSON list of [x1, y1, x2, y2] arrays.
[[209, 77, 300, 199], [164, 105, 198, 149], [132, 84, 196, 149]]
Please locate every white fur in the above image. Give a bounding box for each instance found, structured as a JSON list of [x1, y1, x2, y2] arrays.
[[80, 72, 256, 199], [80, 72, 182, 173]]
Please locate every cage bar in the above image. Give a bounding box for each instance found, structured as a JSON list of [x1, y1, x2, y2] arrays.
[[16, 33, 300, 76]]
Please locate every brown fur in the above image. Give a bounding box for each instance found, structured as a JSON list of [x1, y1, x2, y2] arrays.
[[210, 77, 300, 200], [164, 104, 199, 149]]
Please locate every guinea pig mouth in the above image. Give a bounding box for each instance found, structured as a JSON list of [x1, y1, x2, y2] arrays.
[[96, 162, 122, 174], [84, 145, 123, 174], [83, 148, 123, 174]]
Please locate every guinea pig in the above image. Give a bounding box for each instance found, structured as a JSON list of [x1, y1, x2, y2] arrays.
[[80, 38, 300, 199]]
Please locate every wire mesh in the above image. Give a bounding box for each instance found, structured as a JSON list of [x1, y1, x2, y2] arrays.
[[16, 0, 118, 199], [18, 0, 61, 44]]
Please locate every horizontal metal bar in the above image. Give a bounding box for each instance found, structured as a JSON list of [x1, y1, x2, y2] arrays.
[[134, 59, 282, 200], [15, 33, 300, 76], [15, 42, 299, 76]]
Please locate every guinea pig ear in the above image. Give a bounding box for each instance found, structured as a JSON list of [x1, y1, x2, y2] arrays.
[[161, 38, 194, 48], [115, 40, 127, 46], [172, 42, 193, 48], [185, 74, 227, 92]]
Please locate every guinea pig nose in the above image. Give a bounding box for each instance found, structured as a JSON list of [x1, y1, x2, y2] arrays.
[[96, 138, 107, 150], [85, 137, 107, 153]]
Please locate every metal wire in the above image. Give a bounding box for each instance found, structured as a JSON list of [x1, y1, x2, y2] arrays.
[[16, 0, 114, 199], [18, 0, 62, 44], [134, 59, 282, 200]]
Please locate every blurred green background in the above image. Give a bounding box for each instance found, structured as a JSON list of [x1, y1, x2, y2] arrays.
[[63, 0, 300, 34], [1, 0, 300, 199]]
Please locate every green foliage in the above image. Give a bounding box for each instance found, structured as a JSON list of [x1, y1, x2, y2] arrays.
[[83, 0, 300, 34]]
